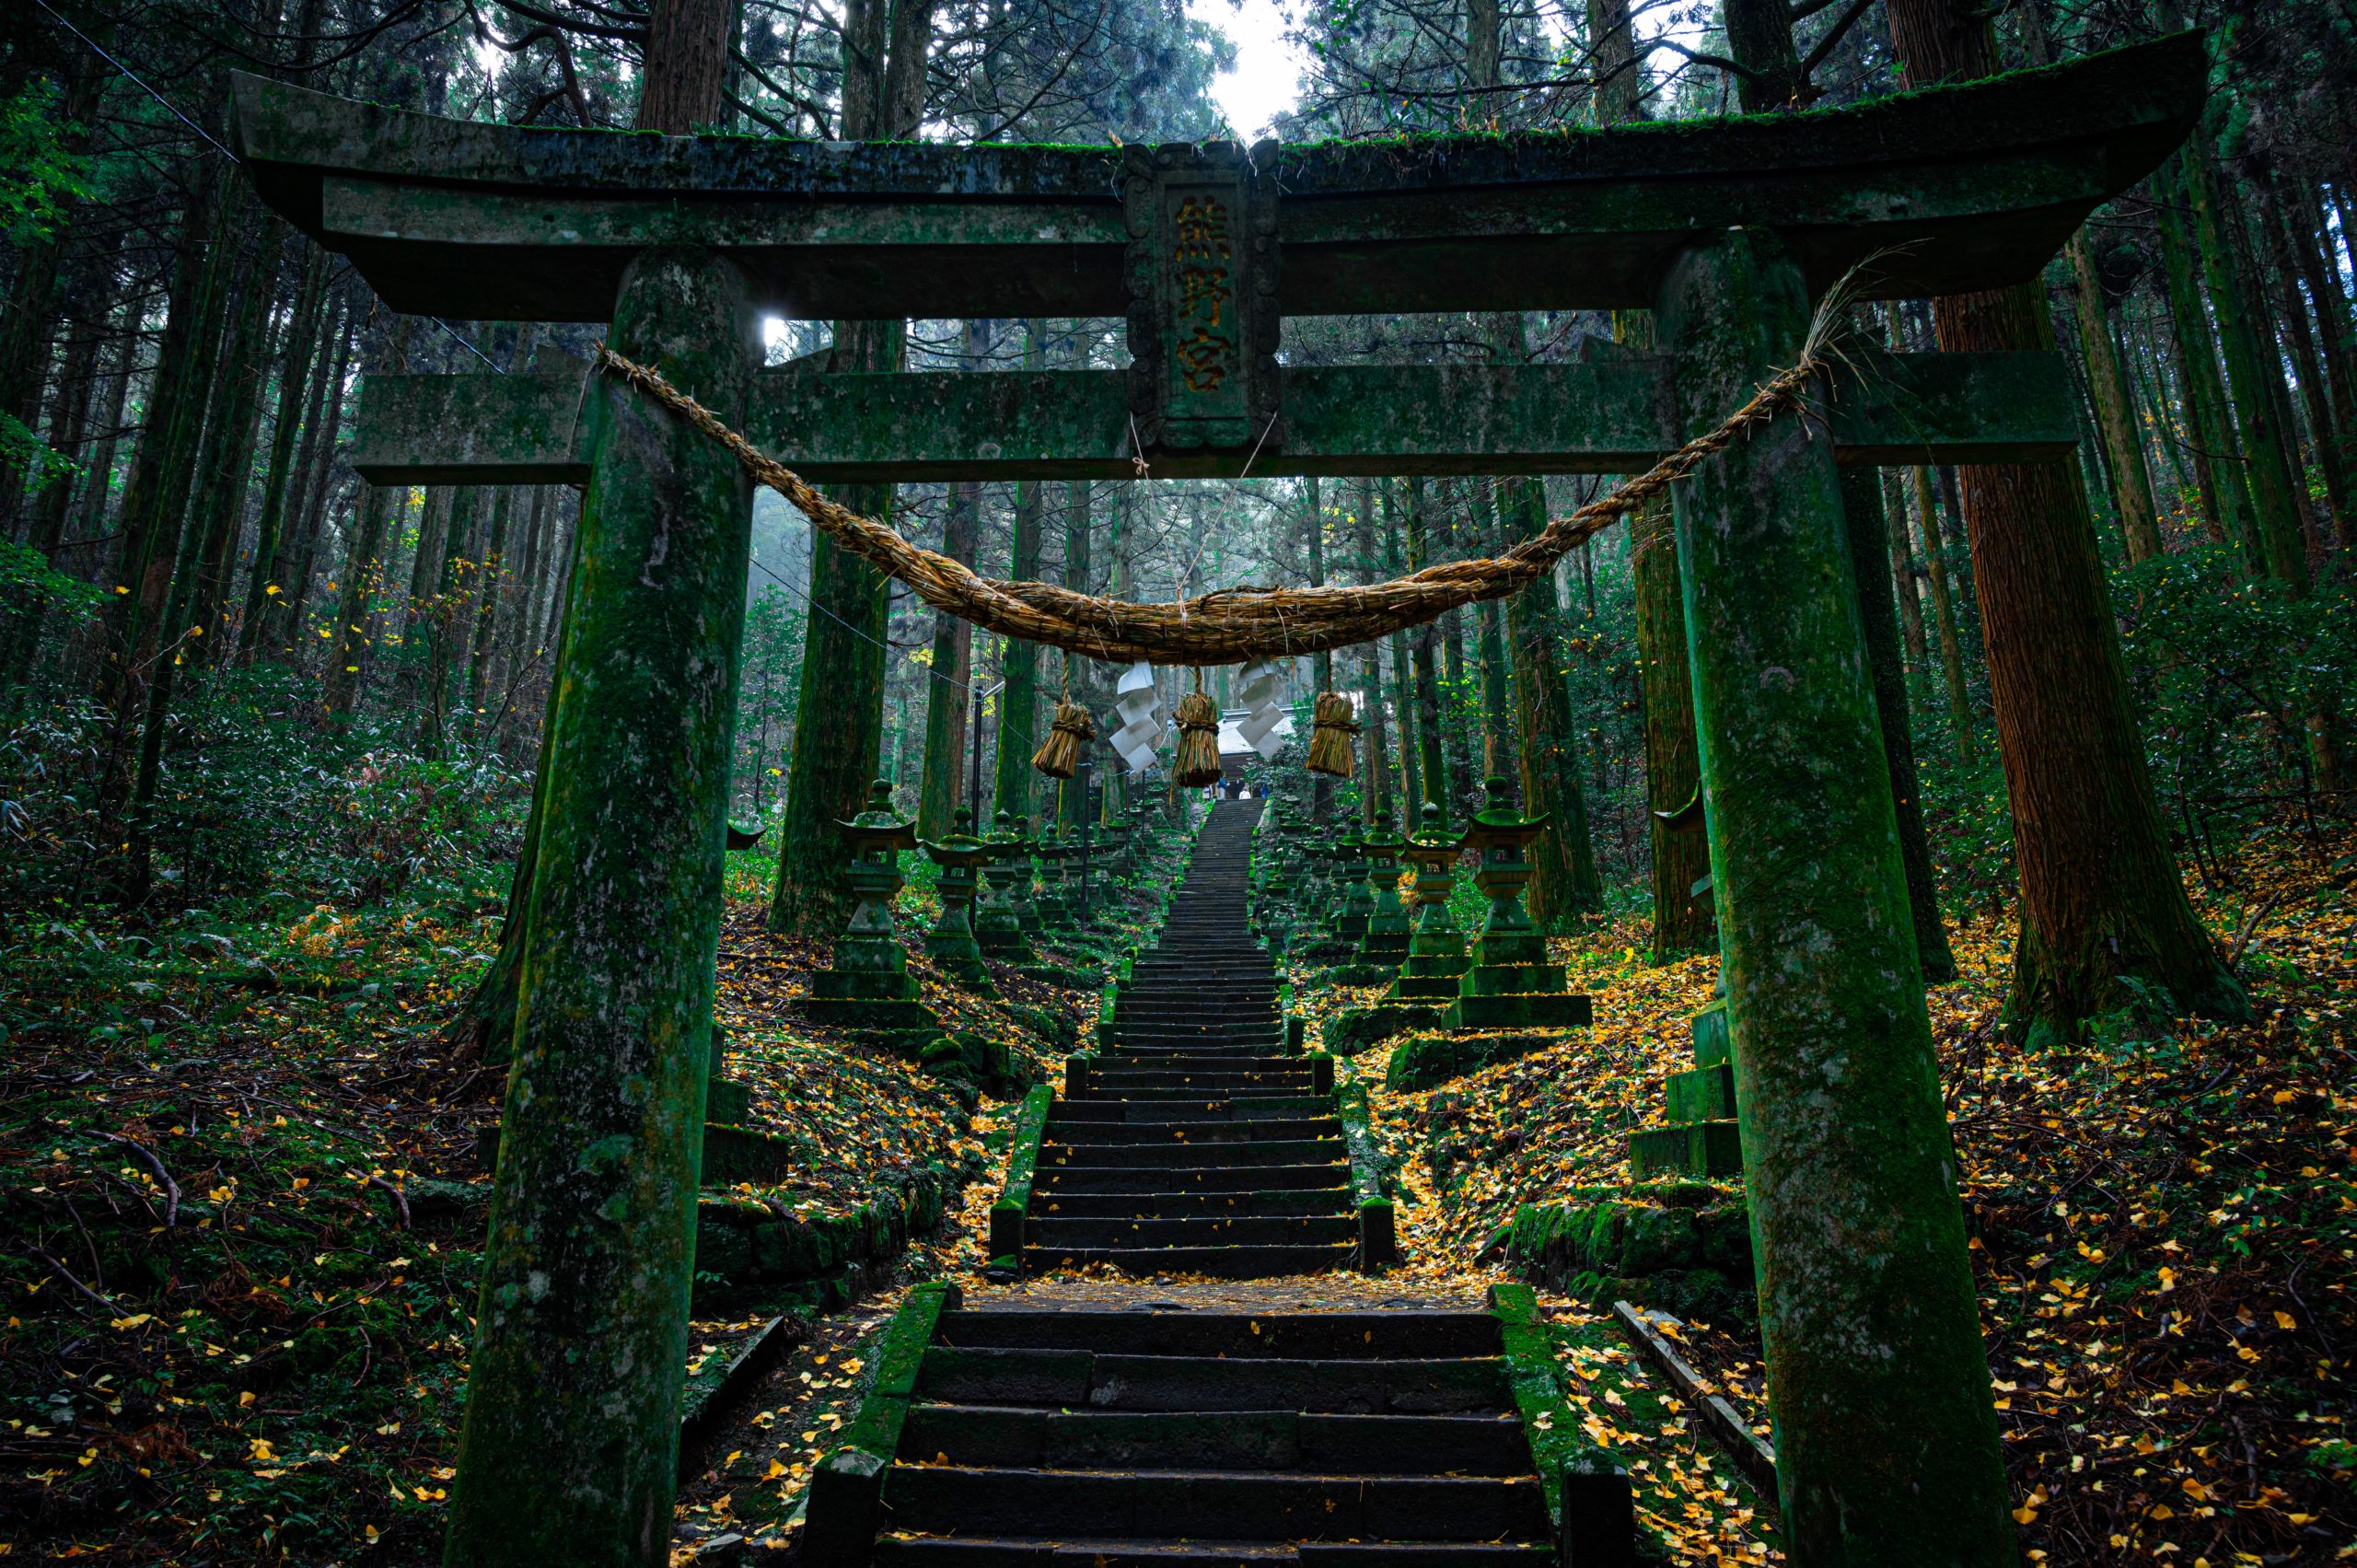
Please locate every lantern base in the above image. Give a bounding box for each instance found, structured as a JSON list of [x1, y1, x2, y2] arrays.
[[1442, 989, 1593, 1031], [1384, 971, 1463, 1004], [1458, 961, 1572, 996], [1325, 1002, 1446, 1058]]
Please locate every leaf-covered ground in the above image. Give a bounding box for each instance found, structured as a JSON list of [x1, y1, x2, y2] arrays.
[[1304, 822, 2356, 1565], [6, 724, 2346, 1568], [0, 847, 1098, 1563]]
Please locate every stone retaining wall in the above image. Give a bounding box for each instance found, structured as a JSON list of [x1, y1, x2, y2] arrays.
[[691, 1158, 968, 1314], [1500, 1182, 1758, 1330]]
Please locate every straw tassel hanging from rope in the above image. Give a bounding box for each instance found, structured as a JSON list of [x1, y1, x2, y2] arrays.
[[1031, 691, 1096, 779], [1306, 691, 1359, 779], [1172, 685, 1223, 787]]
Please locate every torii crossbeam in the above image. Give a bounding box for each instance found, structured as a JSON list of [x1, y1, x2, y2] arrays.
[[227, 34, 2204, 1568]]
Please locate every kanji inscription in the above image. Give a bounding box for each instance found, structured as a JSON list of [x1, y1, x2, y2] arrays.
[[1122, 142, 1282, 454], [1160, 183, 1245, 416]]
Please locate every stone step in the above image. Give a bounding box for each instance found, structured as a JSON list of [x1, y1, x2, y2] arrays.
[[1052, 1098, 1333, 1122], [1040, 1140, 1347, 1170], [894, 1406, 1532, 1475], [1030, 1189, 1350, 1220], [936, 1309, 1502, 1361], [1110, 1016, 1283, 1031], [881, 1467, 1549, 1543], [1028, 1214, 1359, 1249], [916, 1348, 1509, 1413], [1114, 993, 1281, 1008], [1044, 1118, 1343, 1146], [1097, 1052, 1300, 1069], [1037, 1162, 1353, 1195], [1080, 1074, 1316, 1094], [876, 1537, 1552, 1564], [1129, 959, 1275, 970], [1016, 1241, 1355, 1278]]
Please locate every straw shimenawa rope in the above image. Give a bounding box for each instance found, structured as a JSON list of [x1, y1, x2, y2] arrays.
[[1171, 689, 1223, 787], [592, 276, 1861, 665], [1305, 691, 1360, 780], [1030, 697, 1095, 780]]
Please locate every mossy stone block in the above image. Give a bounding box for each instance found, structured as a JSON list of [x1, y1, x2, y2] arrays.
[[695, 1221, 754, 1284], [1325, 1004, 1442, 1058], [1457, 962, 1569, 996], [702, 1123, 799, 1185], [1384, 1028, 1562, 1091], [1620, 1201, 1702, 1275], [1664, 1063, 1737, 1123], [1386, 972, 1461, 1003], [803, 993, 935, 1032], [704, 1076, 752, 1127], [1469, 930, 1548, 968], [1442, 990, 1592, 1030], [1316, 960, 1397, 986], [1628, 1121, 1744, 1180], [1689, 1004, 1731, 1067]]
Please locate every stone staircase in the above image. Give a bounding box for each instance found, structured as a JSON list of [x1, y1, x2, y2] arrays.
[[801, 800, 1628, 1566], [1036, 799, 1357, 1278], [852, 1293, 1562, 1565]]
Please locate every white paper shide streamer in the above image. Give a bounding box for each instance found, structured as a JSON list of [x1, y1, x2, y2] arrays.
[[1235, 660, 1295, 761], [1109, 661, 1162, 774]]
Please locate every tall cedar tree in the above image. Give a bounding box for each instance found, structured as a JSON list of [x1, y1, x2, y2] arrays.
[[1883, 0, 2250, 1039], [767, 0, 935, 935]]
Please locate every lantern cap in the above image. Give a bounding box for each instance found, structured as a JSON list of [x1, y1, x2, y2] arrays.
[[839, 777, 918, 845], [1462, 776, 1547, 858], [1407, 798, 1463, 853], [923, 804, 991, 861]]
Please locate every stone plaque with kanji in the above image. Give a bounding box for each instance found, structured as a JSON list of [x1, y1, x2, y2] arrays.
[[1123, 142, 1280, 456]]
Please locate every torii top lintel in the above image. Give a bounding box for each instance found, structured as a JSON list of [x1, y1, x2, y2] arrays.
[[230, 32, 2200, 327]]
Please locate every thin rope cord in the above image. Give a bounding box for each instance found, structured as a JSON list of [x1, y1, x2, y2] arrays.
[[749, 544, 986, 699], [26, 6, 508, 384], [32, 0, 239, 161]]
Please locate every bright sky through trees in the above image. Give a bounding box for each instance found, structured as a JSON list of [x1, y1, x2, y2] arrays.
[[1186, 0, 1309, 137]]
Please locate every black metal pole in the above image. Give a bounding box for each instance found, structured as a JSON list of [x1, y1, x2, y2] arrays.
[[1076, 759, 1093, 922], [970, 680, 985, 820]]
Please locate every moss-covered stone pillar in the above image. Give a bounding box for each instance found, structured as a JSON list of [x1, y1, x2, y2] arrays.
[[445, 250, 756, 1568], [1655, 227, 2011, 1564]]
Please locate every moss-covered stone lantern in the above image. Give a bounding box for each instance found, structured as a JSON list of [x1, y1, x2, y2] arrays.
[[804, 779, 941, 1045], [1032, 826, 1076, 928], [976, 809, 1033, 952], [1330, 827, 1374, 943], [1388, 800, 1469, 1002], [1442, 775, 1591, 1030], [1356, 814, 1411, 961], [923, 806, 995, 993]]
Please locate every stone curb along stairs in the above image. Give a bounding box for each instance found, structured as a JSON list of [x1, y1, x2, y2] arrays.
[[802, 802, 1637, 1564]]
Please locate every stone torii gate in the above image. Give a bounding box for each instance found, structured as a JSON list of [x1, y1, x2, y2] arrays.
[[231, 34, 2201, 1568]]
